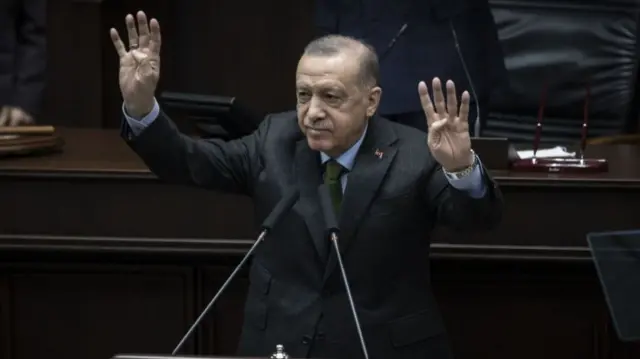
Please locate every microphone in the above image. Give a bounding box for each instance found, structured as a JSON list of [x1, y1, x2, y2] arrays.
[[379, 23, 408, 61], [448, 20, 482, 138], [171, 189, 300, 355], [317, 184, 370, 359]]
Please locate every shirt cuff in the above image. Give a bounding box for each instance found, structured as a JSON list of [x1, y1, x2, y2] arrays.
[[122, 99, 160, 136], [443, 156, 487, 199]]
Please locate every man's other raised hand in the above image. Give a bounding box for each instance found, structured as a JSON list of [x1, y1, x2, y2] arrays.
[[110, 11, 161, 118]]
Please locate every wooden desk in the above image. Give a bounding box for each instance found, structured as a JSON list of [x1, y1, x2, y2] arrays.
[[0, 128, 639, 359]]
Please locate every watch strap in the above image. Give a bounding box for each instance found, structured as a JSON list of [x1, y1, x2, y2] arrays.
[[443, 150, 477, 180]]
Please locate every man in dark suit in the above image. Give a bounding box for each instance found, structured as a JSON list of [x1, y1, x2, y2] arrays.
[[110, 11, 503, 359], [314, 0, 507, 135], [0, 0, 47, 126]]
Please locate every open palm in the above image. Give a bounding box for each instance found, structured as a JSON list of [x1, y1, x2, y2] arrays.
[[110, 11, 161, 118], [419, 78, 474, 172]]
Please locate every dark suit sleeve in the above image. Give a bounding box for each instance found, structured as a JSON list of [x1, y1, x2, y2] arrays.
[[13, 0, 47, 117], [122, 111, 270, 197], [424, 163, 503, 232]]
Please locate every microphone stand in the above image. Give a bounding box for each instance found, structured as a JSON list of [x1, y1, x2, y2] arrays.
[[171, 230, 266, 355], [329, 231, 370, 359], [449, 20, 482, 137], [171, 190, 300, 355], [318, 185, 370, 359]]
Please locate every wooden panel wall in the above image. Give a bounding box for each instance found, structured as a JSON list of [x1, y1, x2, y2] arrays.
[[1, 169, 640, 359], [42, 0, 313, 128]]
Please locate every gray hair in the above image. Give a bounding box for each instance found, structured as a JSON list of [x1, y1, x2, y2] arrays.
[[302, 35, 380, 88]]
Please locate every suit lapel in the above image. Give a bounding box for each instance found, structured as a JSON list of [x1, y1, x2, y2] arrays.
[[293, 139, 327, 263], [323, 117, 399, 282]]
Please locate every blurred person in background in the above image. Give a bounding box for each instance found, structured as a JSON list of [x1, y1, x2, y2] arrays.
[[0, 0, 47, 126], [314, 0, 506, 135]]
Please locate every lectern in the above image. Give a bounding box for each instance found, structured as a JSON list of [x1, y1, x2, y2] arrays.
[[113, 344, 300, 359], [588, 230, 640, 342]]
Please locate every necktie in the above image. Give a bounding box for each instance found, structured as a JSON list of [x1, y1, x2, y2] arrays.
[[323, 160, 345, 215]]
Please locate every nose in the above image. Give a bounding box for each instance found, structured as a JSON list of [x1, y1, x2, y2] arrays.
[[306, 95, 325, 120]]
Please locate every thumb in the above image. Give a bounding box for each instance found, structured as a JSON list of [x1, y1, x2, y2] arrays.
[[429, 118, 447, 134], [131, 49, 149, 63], [427, 118, 447, 146], [132, 50, 158, 80]]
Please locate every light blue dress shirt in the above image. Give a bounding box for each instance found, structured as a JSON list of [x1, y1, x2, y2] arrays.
[[123, 99, 486, 198]]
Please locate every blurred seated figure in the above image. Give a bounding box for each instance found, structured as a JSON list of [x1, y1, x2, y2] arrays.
[[314, 0, 506, 135], [0, 0, 47, 126]]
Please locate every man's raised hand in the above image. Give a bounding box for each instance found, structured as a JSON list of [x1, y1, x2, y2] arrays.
[[419, 77, 474, 172], [110, 11, 161, 118]]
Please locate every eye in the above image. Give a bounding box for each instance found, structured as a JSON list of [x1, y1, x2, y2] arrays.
[[324, 93, 341, 102], [297, 91, 310, 102]]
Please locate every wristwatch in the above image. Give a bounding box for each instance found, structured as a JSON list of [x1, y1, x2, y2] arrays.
[[443, 150, 477, 180]]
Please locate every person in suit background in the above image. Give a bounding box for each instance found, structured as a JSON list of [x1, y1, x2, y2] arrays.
[[314, 0, 507, 135], [0, 0, 47, 126], [110, 11, 503, 359]]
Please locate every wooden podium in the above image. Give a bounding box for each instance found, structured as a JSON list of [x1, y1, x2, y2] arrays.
[[113, 356, 297, 359], [113, 345, 299, 359]]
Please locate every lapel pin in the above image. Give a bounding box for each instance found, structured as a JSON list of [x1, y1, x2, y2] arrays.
[[374, 148, 384, 159]]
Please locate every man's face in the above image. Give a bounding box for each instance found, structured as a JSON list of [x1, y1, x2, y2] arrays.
[[295, 53, 381, 157]]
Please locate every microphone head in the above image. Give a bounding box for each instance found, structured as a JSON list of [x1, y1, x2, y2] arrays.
[[317, 184, 339, 233], [261, 189, 300, 231]]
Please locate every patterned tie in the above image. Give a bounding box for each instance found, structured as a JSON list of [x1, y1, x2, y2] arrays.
[[323, 160, 345, 216]]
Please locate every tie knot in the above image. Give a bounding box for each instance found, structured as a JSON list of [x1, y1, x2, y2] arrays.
[[324, 160, 345, 182]]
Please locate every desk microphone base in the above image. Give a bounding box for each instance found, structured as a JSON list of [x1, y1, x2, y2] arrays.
[[511, 157, 608, 173]]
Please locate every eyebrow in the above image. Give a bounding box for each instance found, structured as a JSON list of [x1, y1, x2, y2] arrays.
[[296, 82, 344, 91]]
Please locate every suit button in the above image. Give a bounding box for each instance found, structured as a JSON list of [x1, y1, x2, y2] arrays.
[[317, 332, 326, 340], [302, 335, 311, 345]]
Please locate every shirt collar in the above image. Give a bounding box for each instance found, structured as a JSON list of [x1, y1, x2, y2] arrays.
[[320, 123, 368, 171]]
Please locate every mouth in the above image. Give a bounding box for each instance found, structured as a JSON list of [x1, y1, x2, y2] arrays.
[[305, 126, 331, 133]]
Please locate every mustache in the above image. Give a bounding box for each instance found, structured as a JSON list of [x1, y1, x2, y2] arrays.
[[304, 121, 332, 131]]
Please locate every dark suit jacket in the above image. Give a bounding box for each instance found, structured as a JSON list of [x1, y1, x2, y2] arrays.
[[0, 0, 47, 117], [122, 111, 503, 359], [315, 0, 507, 116]]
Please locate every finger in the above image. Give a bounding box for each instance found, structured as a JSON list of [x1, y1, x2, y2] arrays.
[[446, 80, 458, 121], [458, 91, 471, 125], [0, 107, 8, 126], [136, 11, 150, 48], [9, 114, 20, 126], [20, 111, 34, 125], [6, 109, 15, 126], [110, 28, 127, 57], [125, 14, 139, 49], [418, 81, 437, 127], [149, 18, 162, 54], [432, 77, 447, 116]]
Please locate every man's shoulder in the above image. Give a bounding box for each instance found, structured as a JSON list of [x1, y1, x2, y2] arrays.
[[266, 110, 297, 122], [262, 110, 299, 132], [256, 110, 303, 144]]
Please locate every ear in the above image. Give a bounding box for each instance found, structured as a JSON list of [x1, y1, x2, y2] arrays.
[[365, 86, 382, 117]]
